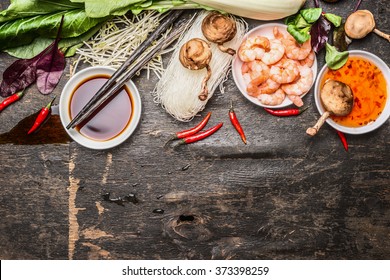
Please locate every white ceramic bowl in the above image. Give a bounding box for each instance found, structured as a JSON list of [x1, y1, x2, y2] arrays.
[[59, 66, 142, 149], [232, 23, 318, 108], [314, 50, 390, 135]]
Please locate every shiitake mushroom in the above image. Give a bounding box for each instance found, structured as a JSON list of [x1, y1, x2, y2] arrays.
[[201, 12, 237, 55], [345, 10, 390, 42], [179, 38, 212, 101]]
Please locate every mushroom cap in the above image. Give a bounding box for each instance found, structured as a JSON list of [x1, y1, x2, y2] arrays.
[[321, 80, 354, 116], [179, 38, 212, 70], [201, 12, 237, 44], [345, 10, 375, 39]]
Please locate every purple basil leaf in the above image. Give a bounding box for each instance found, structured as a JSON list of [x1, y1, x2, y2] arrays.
[[36, 49, 65, 94], [36, 15, 66, 95], [0, 57, 38, 97], [310, 15, 332, 53]]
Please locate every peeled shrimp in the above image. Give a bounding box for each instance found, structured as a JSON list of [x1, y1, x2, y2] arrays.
[[299, 50, 315, 67], [281, 65, 313, 97], [242, 60, 270, 95], [270, 59, 299, 84], [287, 94, 304, 107], [261, 39, 285, 65], [256, 78, 280, 95], [258, 89, 285, 106], [238, 36, 270, 62], [283, 38, 312, 61]]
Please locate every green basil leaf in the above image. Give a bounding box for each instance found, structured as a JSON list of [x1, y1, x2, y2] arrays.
[[0, 9, 107, 50], [300, 8, 322, 24], [0, 0, 82, 23], [324, 13, 342, 27], [325, 43, 349, 70], [285, 14, 299, 26], [287, 25, 311, 44], [295, 14, 312, 29]]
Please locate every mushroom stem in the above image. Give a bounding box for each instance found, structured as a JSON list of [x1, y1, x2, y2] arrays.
[[373, 28, 390, 42], [199, 65, 212, 101], [217, 44, 236, 55], [306, 111, 331, 136]]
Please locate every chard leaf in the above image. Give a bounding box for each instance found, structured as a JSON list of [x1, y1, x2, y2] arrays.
[[36, 16, 66, 95], [300, 8, 322, 24], [4, 23, 104, 59], [0, 0, 82, 23], [70, 0, 143, 18], [0, 9, 107, 50], [310, 15, 331, 53], [324, 13, 342, 27], [325, 43, 349, 70]]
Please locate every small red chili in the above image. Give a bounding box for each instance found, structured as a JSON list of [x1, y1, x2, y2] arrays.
[[264, 106, 309, 117], [177, 122, 223, 145], [0, 91, 24, 112], [229, 101, 247, 144], [165, 112, 211, 145], [176, 112, 212, 139], [336, 130, 348, 151], [28, 96, 56, 135]]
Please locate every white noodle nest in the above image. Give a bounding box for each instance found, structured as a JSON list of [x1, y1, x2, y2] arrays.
[[153, 11, 247, 122]]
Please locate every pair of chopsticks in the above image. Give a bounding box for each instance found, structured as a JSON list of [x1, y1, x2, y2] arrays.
[[66, 10, 186, 129]]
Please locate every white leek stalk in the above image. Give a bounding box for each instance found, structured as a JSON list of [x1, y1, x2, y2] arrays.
[[191, 0, 306, 20]]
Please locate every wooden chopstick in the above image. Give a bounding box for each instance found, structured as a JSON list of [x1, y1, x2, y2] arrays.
[[66, 10, 183, 130]]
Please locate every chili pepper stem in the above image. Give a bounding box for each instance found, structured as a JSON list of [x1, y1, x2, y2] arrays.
[[46, 95, 56, 109]]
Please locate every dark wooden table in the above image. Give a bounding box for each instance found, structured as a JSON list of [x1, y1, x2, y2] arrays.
[[1, 0, 389, 260]]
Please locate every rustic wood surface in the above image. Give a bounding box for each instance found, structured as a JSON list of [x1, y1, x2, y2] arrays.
[[0, 0, 389, 260]]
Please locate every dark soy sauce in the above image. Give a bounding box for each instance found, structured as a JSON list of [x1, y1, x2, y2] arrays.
[[0, 112, 71, 145], [70, 74, 133, 141]]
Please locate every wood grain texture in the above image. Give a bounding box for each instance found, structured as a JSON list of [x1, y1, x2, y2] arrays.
[[0, 0, 389, 259]]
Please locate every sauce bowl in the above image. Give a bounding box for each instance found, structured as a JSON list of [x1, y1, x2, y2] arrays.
[[314, 50, 390, 134], [59, 66, 142, 149]]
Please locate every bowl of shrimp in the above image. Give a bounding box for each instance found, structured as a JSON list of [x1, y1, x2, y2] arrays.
[[232, 23, 317, 108]]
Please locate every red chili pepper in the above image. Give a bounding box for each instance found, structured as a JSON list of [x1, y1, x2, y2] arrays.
[[178, 122, 223, 145], [176, 112, 212, 139], [336, 130, 348, 151], [264, 106, 309, 117], [28, 96, 56, 135], [165, 112, 211, 146], [0, 91, 24, 112], [229, 102, 247, 144]]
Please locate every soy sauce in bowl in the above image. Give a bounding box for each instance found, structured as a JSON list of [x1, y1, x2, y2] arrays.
[[59, 66, 142, 150], [69, 74, 133, 141]]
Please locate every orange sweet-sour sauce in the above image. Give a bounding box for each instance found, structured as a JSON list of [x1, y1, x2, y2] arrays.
[[321, 56, 387, 127]]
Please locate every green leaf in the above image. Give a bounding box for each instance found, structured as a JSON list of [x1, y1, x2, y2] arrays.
[[0, 0, 83, 23], [70, 0, 143, 18], [287, 25, 311, 44], [325, 43, 349, 70], [300, 8, 322, 24], [4, 22, 104, 58], [0, 9, 108, 50], [324, 13, 342, 27]]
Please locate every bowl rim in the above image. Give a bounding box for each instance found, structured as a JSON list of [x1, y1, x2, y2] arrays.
[[314, 50, 390, 135], [231, 22, 318, 108], [59, 66, 142, 150]]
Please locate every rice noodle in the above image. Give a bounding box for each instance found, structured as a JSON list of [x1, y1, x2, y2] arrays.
[[75, 11, 166, 78], [153, 11, 247, 122]]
